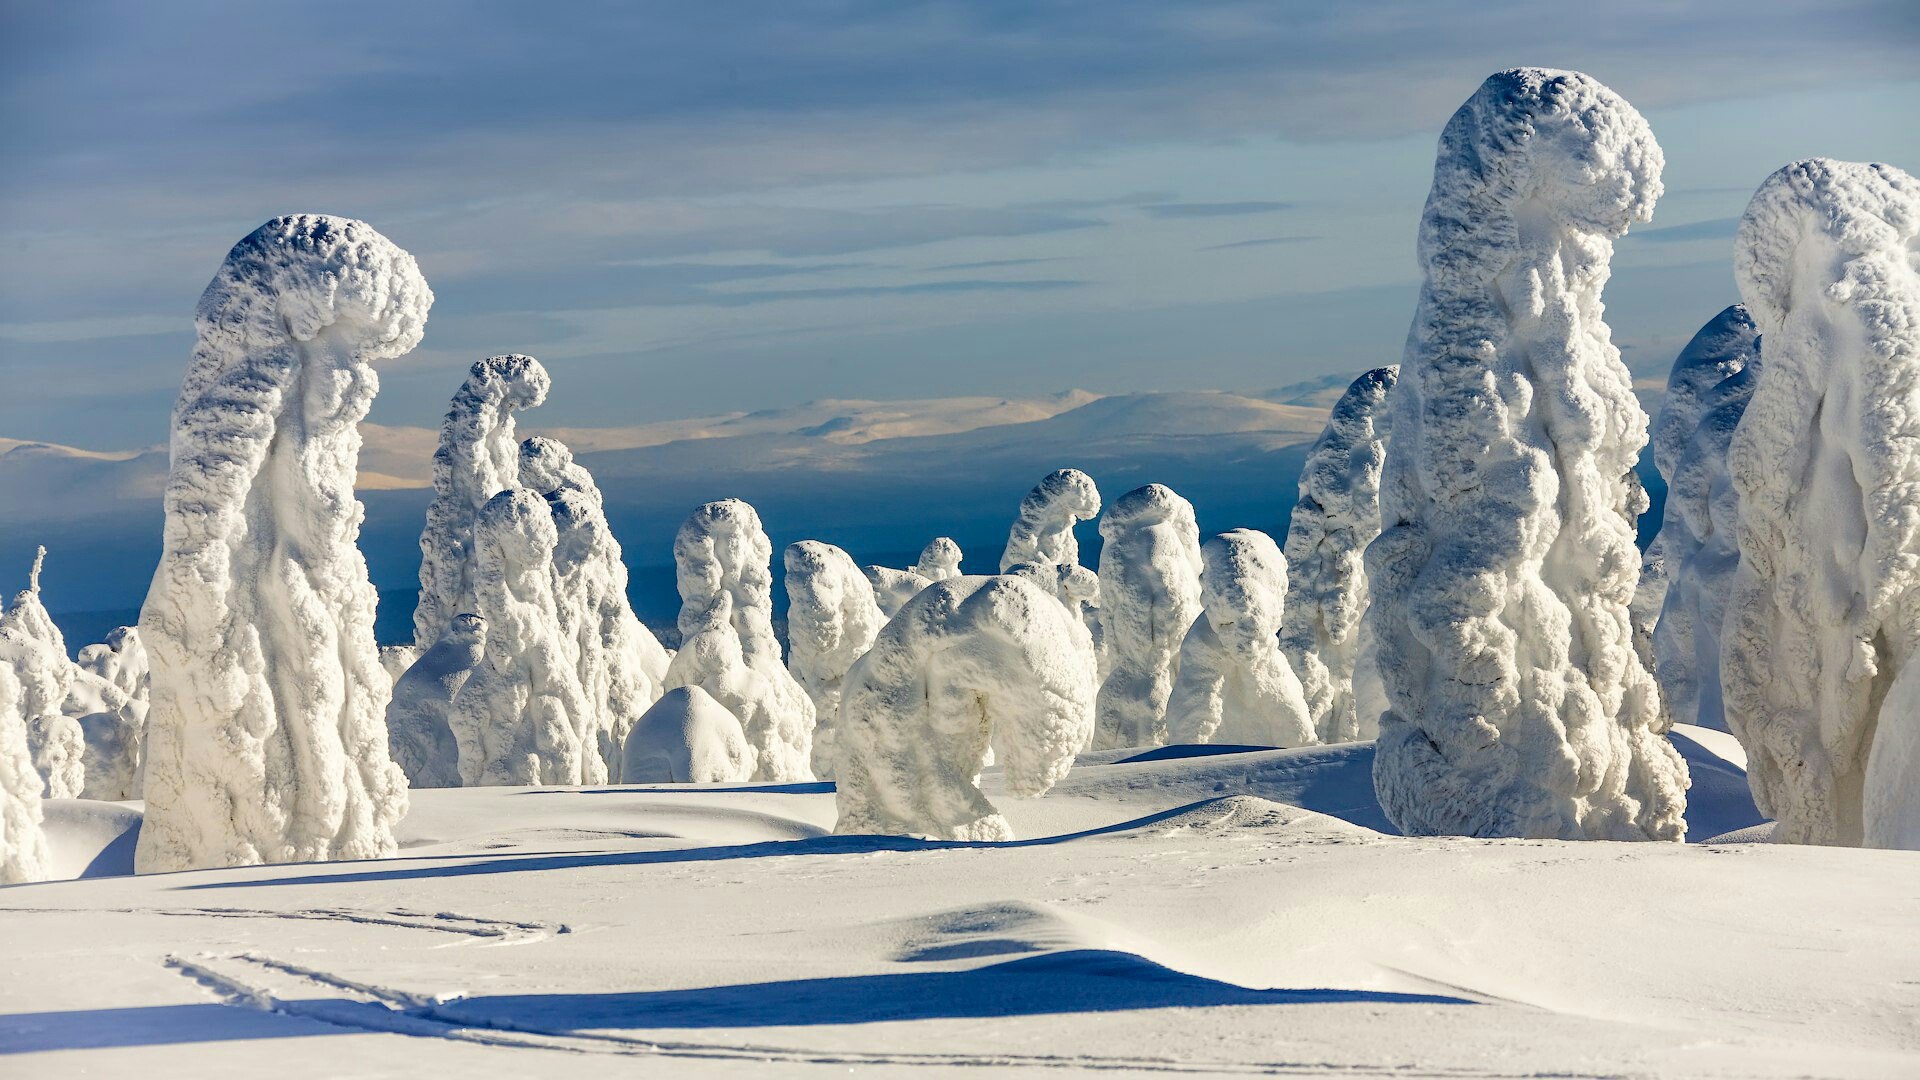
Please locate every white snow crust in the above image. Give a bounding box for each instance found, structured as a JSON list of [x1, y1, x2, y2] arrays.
[[863, 538, 964, 618], [1093, 484, 1202, 749], [620, 685, 756, 785], [783, 540, 884, 779], [1166, 529, 1314, 747]]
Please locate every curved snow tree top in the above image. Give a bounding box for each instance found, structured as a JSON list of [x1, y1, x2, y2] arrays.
[[413, 354, 551, 651], [1093, 483, 1203, 749], [77, 625, 147, 702], [784, 541, 885, 779], [1168, 529, 1314, 747], [914, 537, 964, 581], [1366, 70, 1686, 842], [0, 548, 86, 800], [0, 664, 49, 885], [664, 500, 815, 781], [834, 575, 1097, 841], [1721, 159, 1920, 849], [1001, 469, 1100, 573], [1278, 366, 1398, 743], [137, 214, 426, 873]]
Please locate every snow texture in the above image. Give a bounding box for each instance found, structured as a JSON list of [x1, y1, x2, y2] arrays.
[[1366, 69, 1688, 841], [386, 614, 482, 789], [1093, 484, 1203, 749], [1647, 308, 1762, 735], [449, 490, 595, 786], [135, 214, 426, 873], [0, 548, 86, 800], [412, 355, 551, 652], [1278, 366, 1398, 743], [864, 538, 964, 618], [783, 540, 884, 779], [834, 575, 1096, 840], [378, 646, 421, 687], [1167, 529, 1314, 747], [620, 685, 756, 784], [70, 625, 149, 802], [520, 436, 671, 782], [0, 662, 48, 884], [663, 500, 816, 781], [1721, 159, 1920, 849]]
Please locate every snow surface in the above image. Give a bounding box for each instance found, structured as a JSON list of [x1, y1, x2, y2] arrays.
[[834, 575, 1096, 841], [1367, 69, 1687, 841], [1722, 159, 1920, 849], [0, 548, 86, 800], [783, 540, 884, 779], [136, 215, 425, 874], [1093, 484, 1202, 750], [1166, 529, 1314, 747], [620, 685, 755, 785], [1278, 366, 1396, 744]]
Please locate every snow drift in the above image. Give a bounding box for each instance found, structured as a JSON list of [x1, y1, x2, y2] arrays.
[[784, 540, 884, 779], [620, 685, 756, 785], [1093, 484, 1202, 749], [1167, 529, 1314, 747]]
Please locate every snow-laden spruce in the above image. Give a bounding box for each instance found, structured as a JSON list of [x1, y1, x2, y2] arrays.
[[1167, 529, 1314, 747], [0, 549, 85, 799], [1093, 484, 1203, 749], [784, 540, 884, 779], [664, 500, 815, 781], [1278, 366, 1397, 743], [621, 686, 756, 784], [520, 436, 671, 781], [70, 625, 150, 801], [1002, 470, 1103, 648], [412, 354, 551, 652], [0, 663, 48, 884], [1366, 70, 1687, 841], [1646, 308, 1762, 734], [137, 215, 426, 872], [834, 575, 1096, 841], [386, 614, 482, 789], [865, 538, 963, 618], [449, 490, 593, 786], [1721, 159, 1920, 849]]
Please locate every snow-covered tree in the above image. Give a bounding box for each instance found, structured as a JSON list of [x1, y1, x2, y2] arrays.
[[1646, 308, 1762, 734], [449, 490, 593, 786], [70, 625, 149, 802], [0, 548, 85, 799], [0, 664, 49, 884], [1721, 159, 1920, 849], [864, 538, 963, 618], [1167, 529, 1314, 746], [137, 215, 425, 872], [1002, 470, 1102, 647], [387, 613, 482, 788], [914, 537, 964, 582], [664, 500, 815, 781], [1366, 70, 1687, 841], [1093, 484, 1202, 749], [784, 540, 884, 778], [1278, 366, 1397, 743], [834, 575, 1096, 840], [621, 686, 756, 784], [520, 436, 671, 781], [412, 354, 550, 652]]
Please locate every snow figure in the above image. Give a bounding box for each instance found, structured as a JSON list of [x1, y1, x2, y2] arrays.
[[136, 215, 427, 873], [449, 490, 593, 786], [915, 537, 964, 582], [412, 354, 551, 652], [834, 575, 1096, 841], [0, 664, 49, 884], [520, 436, 671, 781], [1002, 469, 1101, 572], [1167, 530, 1314, 747], [69, 625, 150, 802], [1720, 159, 1920, 849], [621, 686, 756, 784], [663, 500, 815, 781], [784, 541, 885, 779], [386, 614, 482, 789], [1092, 484, 1203, 749], [0, 548, 85, 799], [1366, 70, 1687, 841], [1279, 366, 1398, 743], [1646, 309, 1762, 734]]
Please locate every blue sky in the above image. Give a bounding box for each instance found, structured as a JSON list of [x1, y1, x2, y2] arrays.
[[2, 1, 1916, 449]]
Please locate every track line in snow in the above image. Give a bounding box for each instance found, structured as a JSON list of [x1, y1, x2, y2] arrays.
[[7, 905, 568, 944]]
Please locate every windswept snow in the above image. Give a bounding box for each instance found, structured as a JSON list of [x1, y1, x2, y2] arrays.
[[620, 685, 755, 784], [1367, 70, 1687, 841], [1167, 529, 1313, 747], [1, 548, 85, 800], [0, 662, 48, 884], [783, 540, 884, 779], [1722, 159, 1920, 849], [1093, 484, 1202, 749]]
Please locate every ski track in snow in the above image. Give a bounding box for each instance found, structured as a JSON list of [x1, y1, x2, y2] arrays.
[[8, 905, 567, 944]]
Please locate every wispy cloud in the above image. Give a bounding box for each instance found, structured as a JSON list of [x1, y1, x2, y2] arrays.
[[0, 315, 184, 343], [1629, 216, 1742, 243], [714, 279, 1085, 305], [1201, 235, 1320, 251], [921, 257, 1066, 272], [1142, 201, 1293, 219]]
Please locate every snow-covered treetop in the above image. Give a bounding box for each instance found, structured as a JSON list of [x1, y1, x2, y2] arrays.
[[1002, 469, 1100, 572], [674, 499, 779, 654], [1100, 482, 1196, 541], [1651, 306, 1760, 482], [1199, 529, 1288, 645], [1280, 366, 1396, 650], [519, 434, 593, 501], [914, 537, 964, 580], [1736, 160, 1917, 333]]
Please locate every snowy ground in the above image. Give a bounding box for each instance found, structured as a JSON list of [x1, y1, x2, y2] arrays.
[[4, 729, 1915, 1078]]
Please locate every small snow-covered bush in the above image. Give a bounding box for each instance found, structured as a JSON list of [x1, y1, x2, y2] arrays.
[[914, 538, 963, 582], [1093, 484, 1202, 749], [784, 540, 884, 778], [621, 686, 755, 784], [1167, 529, 1313, 747]]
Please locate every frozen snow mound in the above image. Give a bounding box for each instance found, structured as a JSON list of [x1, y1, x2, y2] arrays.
[[0, 548, 85, 800], [621, 686, 756, 785], [784, 540, 884, 779], [1094, 484, 1203, 750], [835, 575, 1096, 841], [1279, 366, 1397, 743], [664, 500, 816, 781], [412, 354, 551, 652], [1722, 159, 1920, 849], [1167, 529, 1314, 747], [0, 663, 49, 883], [136, 215, 425, 873], [1366, 70, 1687, 841], [1649, 309, 1761, 734], [387, 613, 482, 789]]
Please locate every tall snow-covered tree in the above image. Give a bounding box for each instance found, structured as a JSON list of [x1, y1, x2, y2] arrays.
[[1093, 484, 1203, 749], [0, 664, 49, 884], [1168, 529, 1314, 747], [784, 540, 885, 779], [0, 548, 85, 800]]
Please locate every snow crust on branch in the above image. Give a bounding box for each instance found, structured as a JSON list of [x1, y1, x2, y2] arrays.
[[71, 625, 149, 801], [387, 614, 481, 788], [1093, 484, 1202, 749], [412, 354, 550, 652], [0, 548, 85, 800], [136, 215, 425, 872], [834, 575, 1096, 840], [621, 686, 755, 784], [1167, 529, 1314, 747], [1721, 159, 1920, 849], [1278, 367, 1397, 743], [1366, 70, 1687, 841], [784, 540, 884, 779], [663, 499, 815, 781], [0, 663, 48, 884]]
